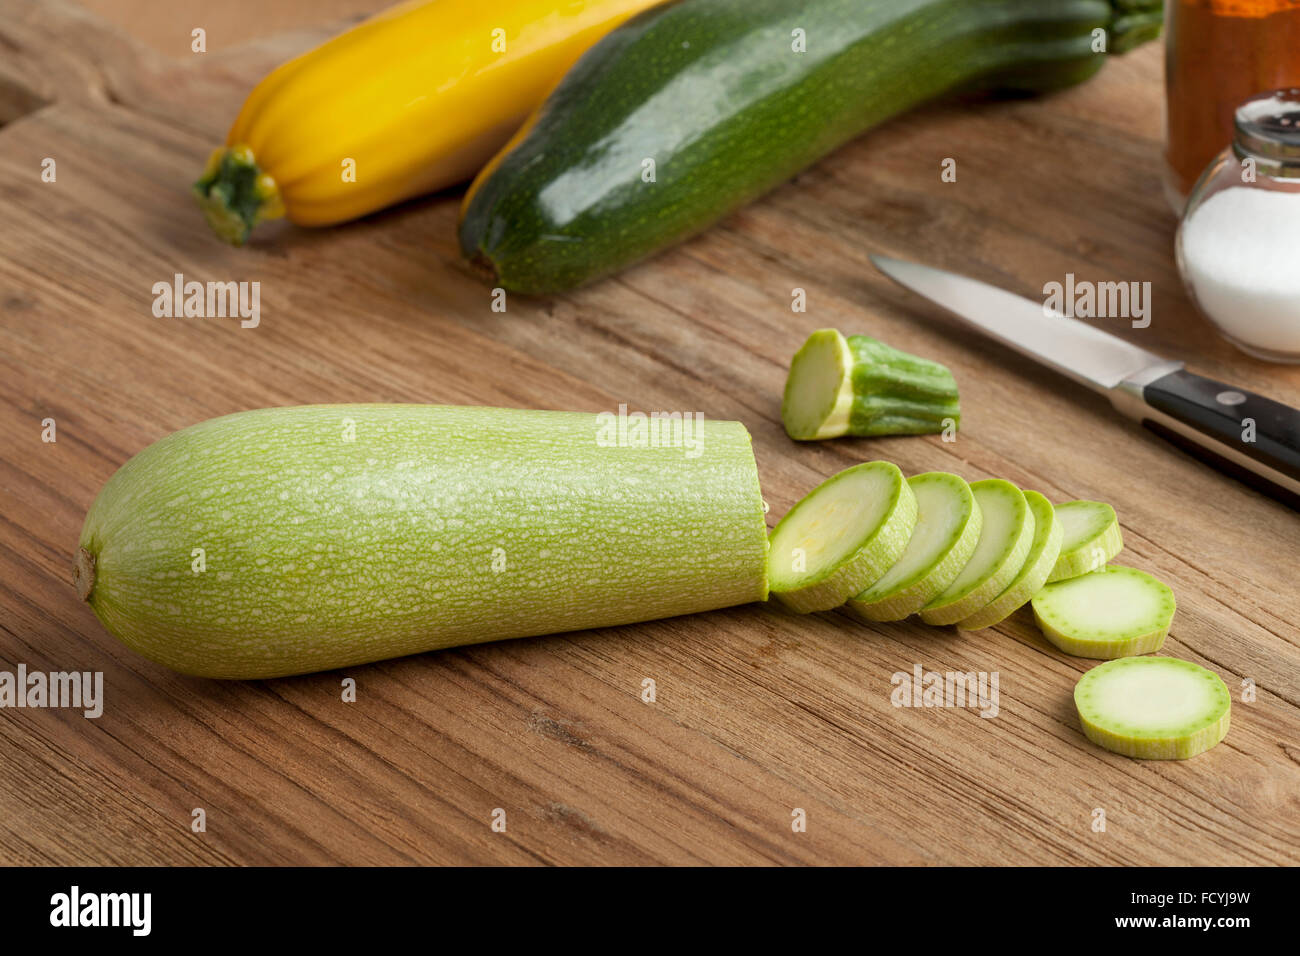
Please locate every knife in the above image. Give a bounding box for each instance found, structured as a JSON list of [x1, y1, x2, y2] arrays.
[[869, 255, 1300, 510]]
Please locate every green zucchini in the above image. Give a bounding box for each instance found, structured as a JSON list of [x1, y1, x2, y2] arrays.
[[75, 405, 770, 678], [847, 472, 981, 622], [782, 330, 960, 441], [956, 489, 1061, 630], [1031, 565, 1175, 659], [459, 0, 1163, 293], [917, 479, 1033, 626], [1047, 499, 1123, 582], [1074, 657, 1230, 760], [767, 461, 917, 613]]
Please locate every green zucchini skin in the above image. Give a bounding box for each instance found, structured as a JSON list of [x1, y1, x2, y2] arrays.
[[459, 0, 1162, 293], [77, 405, 769, 679], [844, 336, 960, 437]]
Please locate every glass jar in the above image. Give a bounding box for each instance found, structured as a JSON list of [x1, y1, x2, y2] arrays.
[[1175, 90, 1300, 362], [1164, 0, 1300, 213]]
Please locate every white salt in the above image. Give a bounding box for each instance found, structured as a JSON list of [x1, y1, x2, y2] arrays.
[[1179, 186, 1300, 357]]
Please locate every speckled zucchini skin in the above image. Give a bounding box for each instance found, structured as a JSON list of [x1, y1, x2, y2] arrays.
[[77, 405, 769, 678]]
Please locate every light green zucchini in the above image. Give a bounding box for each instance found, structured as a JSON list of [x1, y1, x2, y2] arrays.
[[767, 461, 917, 613], [781, 329, 961, 441], [1031, 565, 1175, 659], [957, 489, 1062, 630], [847, 472, 981, 622], [1047, 499, 1123, 582], [918, 479, 1033, 626], [75, 404, 770, 678], [1074, 656, 1230, 759]]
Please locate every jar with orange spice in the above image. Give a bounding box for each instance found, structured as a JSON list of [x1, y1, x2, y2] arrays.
[[1165, 0, 1300, 211]]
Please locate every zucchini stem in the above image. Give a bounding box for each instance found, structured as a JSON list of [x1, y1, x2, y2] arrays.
[[193, 146, 285, 245], [1107, 0, 1163, 54], [74, 547, 96, 602]]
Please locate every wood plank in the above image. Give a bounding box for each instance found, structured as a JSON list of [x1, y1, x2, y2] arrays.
[[1, 0, 1297, 865]]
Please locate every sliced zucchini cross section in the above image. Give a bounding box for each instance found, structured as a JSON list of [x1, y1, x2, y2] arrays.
[[1031, 565, 1175, 658], [1048, 500, 1123, 582], [957, 489, 1062, 630], [847, 472, 981, 622], [1074, 656, 1230, 759], [781, 329, 960, 441], [768, 461, 917, 613], [918, 479, 1033, 626]]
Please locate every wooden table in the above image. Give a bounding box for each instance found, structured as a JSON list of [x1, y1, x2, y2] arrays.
[[2, 0, 1297, 866]]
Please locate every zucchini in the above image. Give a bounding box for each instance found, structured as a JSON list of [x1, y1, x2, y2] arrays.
[[75, 405, 770, 678], [1074, 657, 1230, 760], [917, 479, 1033, 626], [1047, 499, 1123, 582], [1031, 565, 1175, 659], [782, 330, 960, 441], [956, 489, 1061, 630], [459, 0, 1163, 292], [847, 472, 981, 622], [193, 0, 668, 244], [767, 461, 917, 613]]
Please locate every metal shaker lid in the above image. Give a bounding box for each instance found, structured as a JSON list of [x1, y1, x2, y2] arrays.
[[1234, 88, 1300, 175]]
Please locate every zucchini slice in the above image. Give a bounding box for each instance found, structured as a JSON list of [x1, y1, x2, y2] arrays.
[[781, 329, 960, 441], [1047, 500, 1123, 582], [957, 489, 1063, 631], [1031, 566, 1176, 659], [847, 472, 981, 622], [768, 461, 917, 613], [1074, 657, 1230, 760], [918, 479, 1032, 626]]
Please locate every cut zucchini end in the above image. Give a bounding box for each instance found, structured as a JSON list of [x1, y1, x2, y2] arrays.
[[919, 479, 1031, 626], [768, 461, 916, 613], [956, 489, 1062, 631], [1046, 500, 1123, 583], [193, 145, 285, 246], [841, 335, 961, 438], [848, 472, 981, 621], [1031, 565, 1175, 659], [1075, 656, 1231, 760], [781, 329, 854, 441]]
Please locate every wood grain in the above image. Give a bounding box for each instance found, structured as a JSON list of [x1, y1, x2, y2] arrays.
[[1, 0, 1297, 865], [76, 0, 387, 56]]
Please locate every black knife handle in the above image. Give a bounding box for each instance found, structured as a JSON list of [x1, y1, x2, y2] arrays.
[[1140, 369, 1300, 509]]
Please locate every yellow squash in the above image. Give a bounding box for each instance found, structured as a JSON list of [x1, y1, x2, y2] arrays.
[[195, 0, 665, 244]]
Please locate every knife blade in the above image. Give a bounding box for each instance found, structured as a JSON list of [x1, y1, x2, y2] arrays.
[[870, 254, 1300, 509]]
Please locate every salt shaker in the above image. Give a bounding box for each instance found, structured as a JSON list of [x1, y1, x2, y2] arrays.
[[1175, 89, 1300, 363]]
